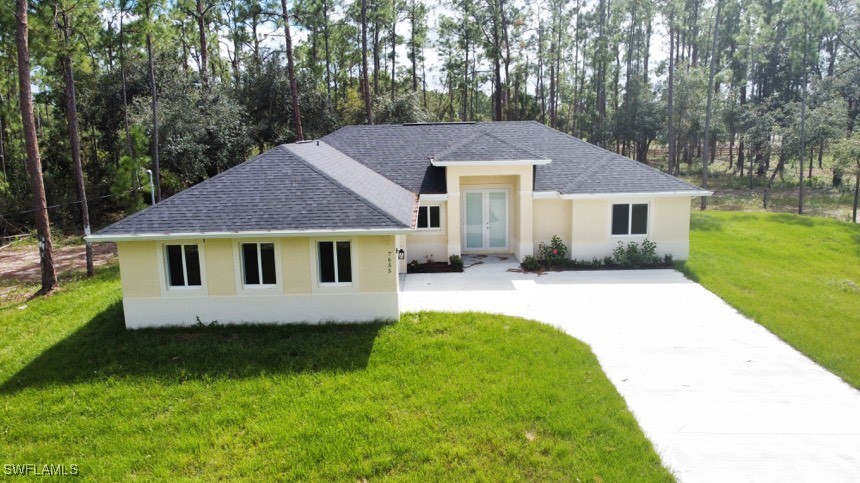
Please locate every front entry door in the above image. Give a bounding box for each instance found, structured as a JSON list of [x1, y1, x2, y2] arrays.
[[464, 189, 508, 251]]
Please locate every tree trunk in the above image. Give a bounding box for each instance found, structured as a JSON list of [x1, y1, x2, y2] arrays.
[[119, 8, 133, 159], [409, 2, 417, 92], [763, 157, 787, 209], [146, 24, 161, 201], [361, 0, 373, 124], [196, 0, 209, 87], [390, 9, 396, 103], [666, 11, 676, 174], [324, 0, 332, 106], [61, 14, 93, 277], [372, 0, 380, 96], [281, 0, 304, 141], [15, 0, 57, 293], [853, 171, 859, 223], [499, 0, 511, 120], [701, 0, 721, 211], [798, 22, 809, 215]]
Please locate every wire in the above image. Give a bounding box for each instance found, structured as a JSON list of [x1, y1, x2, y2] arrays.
[[0, 187, 143, 219]]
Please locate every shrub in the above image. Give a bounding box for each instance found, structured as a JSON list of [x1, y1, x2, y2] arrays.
[[612, 239, 663, 268], [538, 235, 568, 267], [449, 255, 464, 271], [521, 255, 541, 272], [663, 253, 673, 264]]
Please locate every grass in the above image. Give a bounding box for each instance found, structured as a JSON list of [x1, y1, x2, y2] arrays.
[[678, 211, 860, 388], [674, 157, 858, 221], [0, 266, 671, 481]]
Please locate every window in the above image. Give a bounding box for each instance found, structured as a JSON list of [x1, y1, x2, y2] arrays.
[[165, 244, 202, 288], [241, 242, 277, 286], [318, 241, 352, 284], [417, 206, 441, 229], [611, 203, 648, 236]]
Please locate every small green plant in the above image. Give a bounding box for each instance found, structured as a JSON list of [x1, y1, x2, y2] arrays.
[[663, 253, 673, 264], [521, 255, 541, 272], [408, 260, 419, 272], [538, 235, 568, 267], [449, 255, 464, 271], [612, 239, 663, 268]]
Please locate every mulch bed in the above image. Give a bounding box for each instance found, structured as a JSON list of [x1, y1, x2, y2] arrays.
[[520, 262, 675, 274], [407, 261, 463, 274]]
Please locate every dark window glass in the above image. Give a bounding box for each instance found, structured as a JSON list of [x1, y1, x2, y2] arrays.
[[242, 243, 260, 285], [166, 245, 185, 286], [319, 242, 335, 283], [260, 243, 277, 284], [184, 245, 202, 286], [612, 204, 630, 235], [429, 206, 441, 228], [336, 242, 352, 283], [631, 204, 648, 235], [417, 206, 428, 228]]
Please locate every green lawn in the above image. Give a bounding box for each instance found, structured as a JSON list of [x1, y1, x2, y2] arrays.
[[679, 211, 860, 388], [0, 267, 671, 481]]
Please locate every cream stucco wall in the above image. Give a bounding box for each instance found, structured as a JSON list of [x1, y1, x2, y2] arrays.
[[116, 235, 399, 328], [569, 196, 692, 260], [533, 199, 572, 252], [404, 201, 448, 264], [117, 241, 160, 298]]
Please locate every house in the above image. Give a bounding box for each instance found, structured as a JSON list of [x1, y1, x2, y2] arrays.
[[88, 121, 710, 328]]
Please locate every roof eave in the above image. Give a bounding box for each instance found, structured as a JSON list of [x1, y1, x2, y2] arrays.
[[430, 158, 552, 167], [87, 227, 413, 243], [560, 190, 713, 200]]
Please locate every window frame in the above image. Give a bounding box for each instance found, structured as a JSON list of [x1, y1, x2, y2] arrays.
[[610, 202, 650, 237], [315, 239, 355, 288], [416, 205, 442, 230], [232, 239, 283, 294], [157, 241, 207, 296]]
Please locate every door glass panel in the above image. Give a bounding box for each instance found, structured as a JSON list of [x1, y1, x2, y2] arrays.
[[465, 192, 484, 249], [488, 191, 507, 248]]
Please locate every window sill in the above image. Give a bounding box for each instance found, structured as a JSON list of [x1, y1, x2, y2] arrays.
[[163, 286, 207, 297]]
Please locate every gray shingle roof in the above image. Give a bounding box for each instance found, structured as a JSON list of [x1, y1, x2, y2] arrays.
[[285, 141, 416, 226], [94, 145, 414, 237], [95, 121, 706, 238], [322, 121, 706, 195], [433, 130, 549, 163]]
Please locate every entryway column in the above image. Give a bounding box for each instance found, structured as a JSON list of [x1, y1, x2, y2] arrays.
[[447, 192, 461, 259], [518, 189, 534, 259]]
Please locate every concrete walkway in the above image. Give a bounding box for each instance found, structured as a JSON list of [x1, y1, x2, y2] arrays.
[[400, 256, 860, 482]]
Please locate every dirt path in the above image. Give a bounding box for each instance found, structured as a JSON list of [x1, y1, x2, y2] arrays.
[[0, 243, 117, 283]]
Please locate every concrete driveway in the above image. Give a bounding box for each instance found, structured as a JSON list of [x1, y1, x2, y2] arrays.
[[400, 256, 860, 482]]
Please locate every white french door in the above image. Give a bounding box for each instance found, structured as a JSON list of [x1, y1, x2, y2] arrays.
[[463, 189, 508, 251]]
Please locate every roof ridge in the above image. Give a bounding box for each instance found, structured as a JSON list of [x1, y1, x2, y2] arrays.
[[434, 128, 548, 162], [277, 145, 414, 228], [432, 128, 483, 161]]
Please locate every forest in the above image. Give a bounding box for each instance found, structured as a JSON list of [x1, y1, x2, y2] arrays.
[[2, 0, 860, 243]]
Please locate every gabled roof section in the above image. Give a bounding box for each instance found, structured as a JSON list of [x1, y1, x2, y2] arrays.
[[322, 121, 707, 196], [431, 130, 550, 166], [91, 145, 415, 240], [285, 141, 417, 227]]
